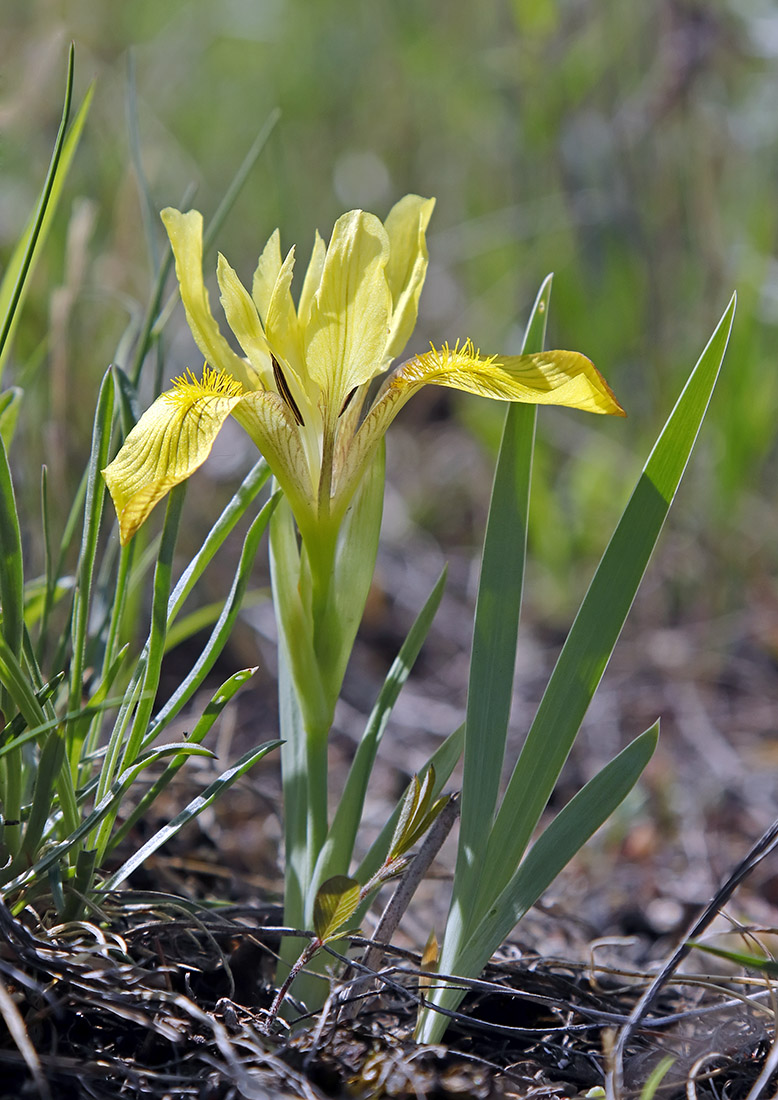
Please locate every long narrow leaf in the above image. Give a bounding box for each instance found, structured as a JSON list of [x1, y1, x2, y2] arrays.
[[0, 634, 46, 734], [0, 388, 22, 448], [145, 490, 279, 744], [418, 726, 658, 1041], [459, 723, 659, 979], [100, 740, 282, 891], [0, 48, 93, 377], [2, 742, 216, 894], [479, 294, 736, 912], [450, 277, 548, 943], [312, 568, 447, 892], [165, 458, 271, 627], [67, 369, 115, 768], [108, 667, 257, 850], [0, 438, 24, 672]]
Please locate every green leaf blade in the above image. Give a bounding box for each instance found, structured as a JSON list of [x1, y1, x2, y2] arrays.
[[312, 875, 361, 941], [419, 723, 659, 1041], [480, 295, 736, 911]]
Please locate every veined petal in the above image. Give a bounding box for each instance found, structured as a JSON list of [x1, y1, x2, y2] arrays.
[[265, 247, 307, 389], [383, 195, 435, 364], [231, 393, 317, 535], [396, 340, 625, 413], [339, 340, 624, 517], [161, 209, 250, 383], [304, 210, 392, 408], [217, 254, 274, 389], [252, 228, 282, 324], [298, 229, 326, 329], [102, 367, 246, 545]]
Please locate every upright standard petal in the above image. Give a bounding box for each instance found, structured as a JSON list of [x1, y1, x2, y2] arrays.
[[216, 254, 274, 389], [161, 209, 251, 384], [102, 368, 246, 545], [304, 210, 392, 408], [298, 230, 326, 329], [265, 247, 308, 390], [252, 229, 282, 325], [383, 195, 435, 364]]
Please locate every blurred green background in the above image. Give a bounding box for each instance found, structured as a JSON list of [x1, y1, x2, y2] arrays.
[[2, 0, 778, 617]]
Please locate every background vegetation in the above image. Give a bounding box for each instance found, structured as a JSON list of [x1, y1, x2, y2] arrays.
[[2, 0, 777, 617]]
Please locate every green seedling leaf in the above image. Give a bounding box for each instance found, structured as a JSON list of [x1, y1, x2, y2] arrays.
[[641, 1056, 676, 1100], [687, 941, 778, 975], [388, 766, 447, 861], [356, 722, 464, 888], [313, 875, 362, 941], [391, 774, 423, 855]]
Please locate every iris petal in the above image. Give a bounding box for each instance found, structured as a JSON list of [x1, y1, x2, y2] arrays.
[[102, 368, 246, 544], [383, 195, 435, 364], [304, 210, 392, 408], [398, 341, 625, 414], [161, 209, 252, 385]]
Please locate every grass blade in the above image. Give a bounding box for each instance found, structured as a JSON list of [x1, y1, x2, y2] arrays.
[[108, 667, 257, 850], [67, 368, 115, 768], [0, 437, 24, 676], [0, 388, 22, 448], [100, 740, 282, 891], [0, 47, 93, 377], [165, 458, 271, 627], [3, 742, 217, 896], [146, 490, 279, 743]]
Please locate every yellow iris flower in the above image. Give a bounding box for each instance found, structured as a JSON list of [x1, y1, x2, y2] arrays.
[[103, 195, 624, 547]]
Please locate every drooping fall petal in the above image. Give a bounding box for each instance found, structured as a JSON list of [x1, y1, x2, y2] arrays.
[[102, 368, 247, 545], [338, 340, 624, 514], [395, 340, 624, 412]]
